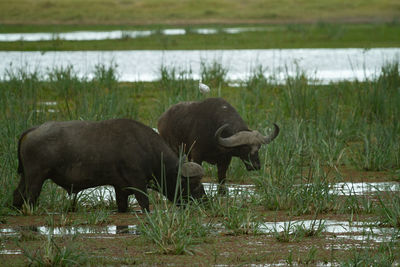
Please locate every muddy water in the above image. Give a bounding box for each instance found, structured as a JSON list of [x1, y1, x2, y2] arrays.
[[203, 182, 399, 197], [1, 181, 398, 257], [0, 219, 395, 249], [68, 181, 399, 205], [0, 249, 23, 255], [1, 48, 399, 83], [259, 220, 395, 242], [332, 182, 399, 195], [0, 225, 139, 237]]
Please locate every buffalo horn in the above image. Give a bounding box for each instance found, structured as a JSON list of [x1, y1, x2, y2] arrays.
[[215, 123, 279, 147], [262, 123, 280, 144]]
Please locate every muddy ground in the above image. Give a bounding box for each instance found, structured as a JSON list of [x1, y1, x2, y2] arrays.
[[1, 168, 399, 266]]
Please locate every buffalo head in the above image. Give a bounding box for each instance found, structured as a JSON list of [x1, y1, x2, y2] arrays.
[[215, 123, 280, 170], [180, 162, 206, 201]]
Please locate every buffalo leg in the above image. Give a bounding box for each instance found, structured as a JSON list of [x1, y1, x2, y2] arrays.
[[14, 174, 45, 209], [26, 179, 45, 207], [70, 193, 78, 212], [14, 165, 47, 209], [115, 187, 129, 212], [134, 190, 150, 213], [13, 179, 44, 209], [12, 176, 27, 209], [217, 158, 231, 194]]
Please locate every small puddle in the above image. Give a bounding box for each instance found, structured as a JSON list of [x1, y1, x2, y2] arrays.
[[203, 183, 255, 196], [331, 182, 399, 195], [35, 101, 59, 113], [59, 181, 398, 205], [1, 225, 139, 237], [248, 261, 341, 267], [0, 249, 23, 255], [204, 181, 399, 197], [1, 220, 395, 244], [259, 220, 396, 241]]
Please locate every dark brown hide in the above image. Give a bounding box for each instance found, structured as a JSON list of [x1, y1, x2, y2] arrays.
[[158, 98, 279, 188], [13, 119, 205, 212]]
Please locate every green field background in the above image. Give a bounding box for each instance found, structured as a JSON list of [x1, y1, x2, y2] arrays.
[[1, 0, 399, 25]]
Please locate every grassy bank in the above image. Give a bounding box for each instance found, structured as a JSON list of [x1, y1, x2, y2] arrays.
[[1, 0, 398, 51], [0, 0, 399, 25], [0, 23, 399, 50]]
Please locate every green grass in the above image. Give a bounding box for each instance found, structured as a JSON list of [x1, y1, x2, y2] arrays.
[[20, 235, 88, 266], [137, 203, 209, 255], [0, 0, 399, 25], [272, 219, 325, 243], [1, 61, 400, 266], [341, 241, 397, 266], [1, 61, 400, 214], [136, 171, 210, 255], [0, 23, 399, 50]]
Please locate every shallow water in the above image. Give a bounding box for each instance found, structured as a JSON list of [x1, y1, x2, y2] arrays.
[[0, 220, 395, 244], [0, 249, 23, 255], [203, 183, 255, 196], [203, 181, 399, 197], [0, 27, 268, 42], [1, 48, 399, 83], [0, 224, 139, 237], [69, 181, 399, 205], [259, 220, 395, 238], [1, 181, 397, 256], [331, 182, 399, 196]]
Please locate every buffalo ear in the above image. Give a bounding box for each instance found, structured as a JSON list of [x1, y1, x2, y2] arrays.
[[181, 162, 205, 178]]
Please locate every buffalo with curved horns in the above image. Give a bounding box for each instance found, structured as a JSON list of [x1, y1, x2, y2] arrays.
[[157, 97, 279, 190], [13, 119, 206, 212]]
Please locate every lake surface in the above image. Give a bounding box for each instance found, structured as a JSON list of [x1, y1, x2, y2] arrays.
[[1, 48, 399, 83]]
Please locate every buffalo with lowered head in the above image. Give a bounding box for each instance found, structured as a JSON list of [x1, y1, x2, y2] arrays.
[[157, 97, 279, 190], [13, 119, 205, 212]]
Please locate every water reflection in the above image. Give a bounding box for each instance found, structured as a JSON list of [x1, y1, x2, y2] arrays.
[[0, 27, 268, 42], [1, 48, 398, 83], [69, 181, 399, 204], [1, 224, 139, 236], [260, 220, 394, 235], [0, 249, 23, 255], [0, 220, 396, 244], [203, 183, 255, 196], [331, 182, 399, 195], [203, 181, 399, 197]]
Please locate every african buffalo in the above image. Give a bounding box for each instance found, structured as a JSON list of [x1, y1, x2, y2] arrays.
[[13, 119, 205, 212], [157, 97, 279, 190]]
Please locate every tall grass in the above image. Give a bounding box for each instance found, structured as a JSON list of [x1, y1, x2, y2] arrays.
[[137, 203, 208, 255], [136, 168, 209, 255], [348, 62, 400, 171], [375, 187, 400, 227], [0, 63, 138, 213], [200, 61, 228, 91], [1, 60, 400, 265], [1, 60, 399, 217]]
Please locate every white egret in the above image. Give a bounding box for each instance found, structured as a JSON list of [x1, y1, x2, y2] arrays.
[[199, 80, 210, 94]]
